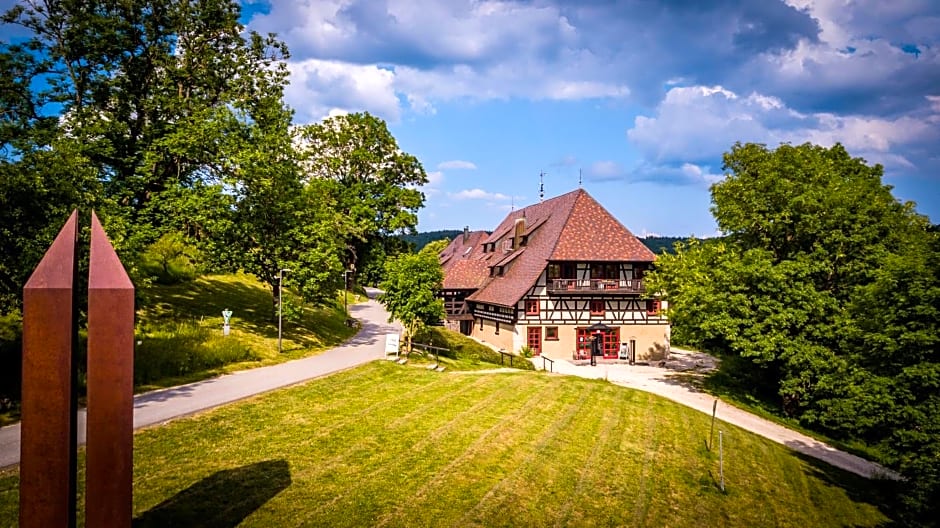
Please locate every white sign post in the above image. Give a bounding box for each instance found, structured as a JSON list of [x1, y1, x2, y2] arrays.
[[222, 309, 233, 336], [385, 333, 400, 359]]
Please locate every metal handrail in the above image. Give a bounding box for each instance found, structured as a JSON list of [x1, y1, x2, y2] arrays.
[[412, 342, 450, 365], [541, 356, 554, 373], [498, 349, 514, 367]]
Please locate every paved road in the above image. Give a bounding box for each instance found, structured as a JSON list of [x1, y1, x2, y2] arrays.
[[541, 351, 897, 480], [0, 288, 400, 469]]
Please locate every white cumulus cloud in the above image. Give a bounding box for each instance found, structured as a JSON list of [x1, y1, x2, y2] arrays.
[[437, 160, 477, 170], [450, 188, 511, 200]]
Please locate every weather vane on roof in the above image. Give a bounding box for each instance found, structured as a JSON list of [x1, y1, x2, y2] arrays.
[[579, 168, 582, 188], [539, 171, 545, 202]]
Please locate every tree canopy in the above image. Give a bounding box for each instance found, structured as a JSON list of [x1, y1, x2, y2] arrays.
[[295, 112, 428, 277], [0, 1, 429, 318], [648, 142, 938, 524]]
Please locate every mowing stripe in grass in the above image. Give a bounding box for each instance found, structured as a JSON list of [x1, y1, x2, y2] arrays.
[[377, 378, 596, 528], [551, 385, 626, 527], [310, 374, 566, 527], [631, 392, 660, 526], [457, 381, 610, 526], [266, 369, 538, 526], [129, 363, 440, 512], [382, 373, 505, 431], [290, 369, 527, 475]]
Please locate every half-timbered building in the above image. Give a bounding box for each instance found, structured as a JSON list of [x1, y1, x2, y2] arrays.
[[439, 188, 670, 362]]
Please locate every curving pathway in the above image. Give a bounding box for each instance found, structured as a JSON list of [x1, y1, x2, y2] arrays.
[[540, 350, 897, 480], [0, 288, 400, 469]]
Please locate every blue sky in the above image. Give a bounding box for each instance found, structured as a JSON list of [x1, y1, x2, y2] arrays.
[[246, 1, 937, 236]]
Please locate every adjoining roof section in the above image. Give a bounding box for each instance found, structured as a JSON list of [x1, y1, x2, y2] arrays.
[[466, 190, 582, 307], [550, 191, 657, 262], [440, 230, 491, 290], [463, 188, 656, 308]]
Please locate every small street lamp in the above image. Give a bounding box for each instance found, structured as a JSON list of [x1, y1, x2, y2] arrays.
[[278, 268, 290, 354]]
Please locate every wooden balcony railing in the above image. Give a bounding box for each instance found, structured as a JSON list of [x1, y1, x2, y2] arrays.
[[444, 300, 475, 320], [444, 300, 467, 314], [547, 278, 645, 294]]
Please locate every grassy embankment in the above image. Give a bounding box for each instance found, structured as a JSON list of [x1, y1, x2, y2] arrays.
[[682, 352, 887, 464], [133, 272, 363, 391], [406, 326, 535, 371], [0, 361, 891, 527], [0, 271, 362, 425]]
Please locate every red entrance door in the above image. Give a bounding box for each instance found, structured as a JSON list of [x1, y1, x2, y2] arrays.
[[576, 328, 620, 359], [527, 327, 541, 355]]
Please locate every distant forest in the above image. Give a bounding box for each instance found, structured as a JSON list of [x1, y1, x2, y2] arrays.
[[400, 230, 688, 254], [640, 236, 687, 255], [399, 230, 465, 251]]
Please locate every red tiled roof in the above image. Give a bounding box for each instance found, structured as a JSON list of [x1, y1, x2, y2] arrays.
[[440, 230, 490, 289], [551, 191, 656, 262], [459, 189, 655, 308], [443, 259, 489, 289]]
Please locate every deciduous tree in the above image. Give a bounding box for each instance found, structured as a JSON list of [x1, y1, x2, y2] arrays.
[[648, 142, 938, 523], [378, 246, 445, 355], [295, 112, 428, 273]]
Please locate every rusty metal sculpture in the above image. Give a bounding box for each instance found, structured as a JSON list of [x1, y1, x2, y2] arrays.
[[86, 211, 134, 527], [21, 211, 79, 528], [20, 211, 134, 528]]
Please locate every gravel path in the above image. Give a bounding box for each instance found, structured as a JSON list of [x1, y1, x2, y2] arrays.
[[542, 348, 898, 480], [0, 288, 400, 469]]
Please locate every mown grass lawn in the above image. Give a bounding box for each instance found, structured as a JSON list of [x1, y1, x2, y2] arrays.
[[0, 362, 890, 527]]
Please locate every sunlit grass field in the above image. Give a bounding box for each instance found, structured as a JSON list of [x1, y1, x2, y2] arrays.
[[0, 361, 891, 527]]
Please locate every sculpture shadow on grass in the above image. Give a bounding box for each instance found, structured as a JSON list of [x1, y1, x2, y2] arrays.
[[133, 459, 291, 528]]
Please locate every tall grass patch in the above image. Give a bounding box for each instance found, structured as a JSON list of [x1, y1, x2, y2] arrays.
[[135, 322, 258, 385], [133, 273, 357, 390]]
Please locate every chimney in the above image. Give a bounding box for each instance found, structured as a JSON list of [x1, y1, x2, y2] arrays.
[[463, 226, 469, 242], [513, 218, 526, 249]]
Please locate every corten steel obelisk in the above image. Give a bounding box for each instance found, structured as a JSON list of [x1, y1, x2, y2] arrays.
[[20, 210, 134, 528], [86, 211, 134, 527], [21, 210, 79, 528]]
